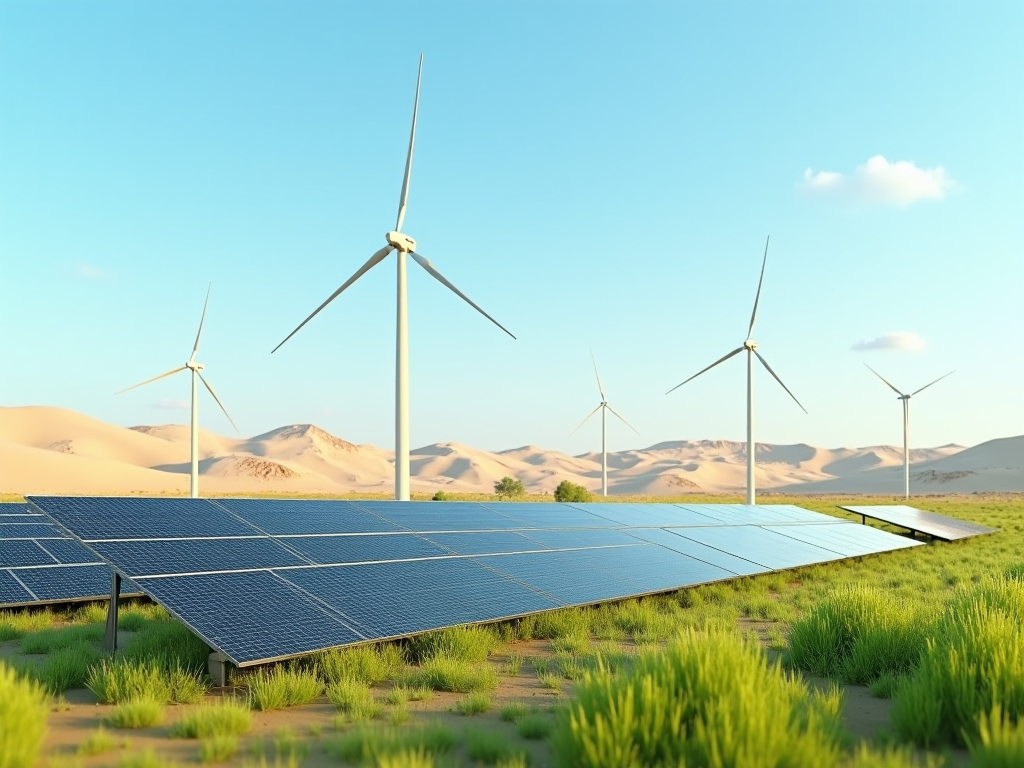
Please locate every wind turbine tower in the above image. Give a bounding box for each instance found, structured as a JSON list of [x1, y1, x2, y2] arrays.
[[117, 286, 237, 498], [272, 55, 515, 501], [865, 365, 954, 498], [570, 351, 639, 496], [666, 237, 806, 504]]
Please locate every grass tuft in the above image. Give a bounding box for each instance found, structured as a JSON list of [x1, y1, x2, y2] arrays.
[[406, 654, 498, 693], [325, 723, 457, 763], [107, 697, 164, 729], [245, 666, 323, 711], [78, 726, 122, 756], [967, 706, 1024, 768], [407, 625, 500, 663], [198, 735, 238, 763], [36, 643, 104, 693], [500, 702, 529, 722], [455, 691, 491, 715], [169, 697, 252, 738], [517, 714, 552, 740], [0, 662, 50, 768], [319, 643, 406, 686], [465, 728, 519, 765]]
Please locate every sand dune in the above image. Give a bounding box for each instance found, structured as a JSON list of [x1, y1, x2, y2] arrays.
[[0, 405, 1016, 496]]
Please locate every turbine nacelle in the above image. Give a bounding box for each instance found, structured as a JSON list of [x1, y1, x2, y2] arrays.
[[743, 339, 757, 351], [186, 361, 205, 372], [386, 231, 417, 252]]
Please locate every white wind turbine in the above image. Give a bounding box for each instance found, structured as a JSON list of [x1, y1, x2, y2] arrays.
[[666, 237, 806, 505], [570, 351, 640, 496], [864, 365, 954, 499], [271, 54, 515, 501], [117, 286, 237, 498]]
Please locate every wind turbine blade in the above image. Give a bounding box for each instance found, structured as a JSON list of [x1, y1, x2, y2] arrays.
[[409, 252, 516, 339], [911, 370, 955, 397], [272, 246, 394, 353], [395, 54, 423, 233], [590, 347, 606, 401], [115, 366, 187, 395], [666, 347, 744, 395], [197, 372, 238, 431], [864, 364, 906, 397], [606, 403, 641, 436], [569, 404, 602, 436], [191, 284, 211, 363], [747, 236, 769, 338], [755, 351, 808, 414]]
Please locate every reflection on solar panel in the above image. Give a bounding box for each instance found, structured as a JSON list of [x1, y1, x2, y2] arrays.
[[26, 497, 923, 666], [0, 503, 140, 608], [838, 505, 998, 542]]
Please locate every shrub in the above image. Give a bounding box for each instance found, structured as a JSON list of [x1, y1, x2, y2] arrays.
[[245, 666, 323, 711], [169, 698, 252, 738], [550, 627, 844, 768], [494, 476, 525, 500], [107, 697, 165, 729], [431, 491, 449, 501], [0, 662, 49, 768], [554, 480, 592, 503]]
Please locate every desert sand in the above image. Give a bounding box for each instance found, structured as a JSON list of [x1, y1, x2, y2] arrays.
[[1, 405, 1020, 496]]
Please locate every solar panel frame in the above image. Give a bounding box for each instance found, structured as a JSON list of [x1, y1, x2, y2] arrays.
[[838, 505, 998, 541]]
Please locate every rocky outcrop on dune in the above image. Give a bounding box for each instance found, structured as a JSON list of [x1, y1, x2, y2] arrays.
[[202, 456, 300, 480]]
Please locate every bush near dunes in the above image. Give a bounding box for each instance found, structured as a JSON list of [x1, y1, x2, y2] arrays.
[[554, 480, 592, 502]]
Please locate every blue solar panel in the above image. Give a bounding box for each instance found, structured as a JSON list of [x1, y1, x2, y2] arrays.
[[0, 523, 62, 539], [34, 538, 104, 564], [284, 534, 449, 565], [626, 528, 770, 577], [425, 531, 551, 556], [212, 499, 406, 535], [13, 564, 118, 603], [0, 540, 57, 566], [26, 497, 257, 540], [136, 570, 365, 663], [838, 505, 997, 541], [0, 570, 33, 604], [281, 559, 561, 644], [26, 496, 926, 665]]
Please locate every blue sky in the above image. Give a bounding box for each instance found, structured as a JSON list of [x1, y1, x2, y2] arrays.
[[2, 1, 1021, 454]]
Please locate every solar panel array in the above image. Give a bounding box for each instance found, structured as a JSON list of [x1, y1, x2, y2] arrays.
[[0, 503, 139, 608], [27, 497, 923, 666], [838, 504, 998, 541]]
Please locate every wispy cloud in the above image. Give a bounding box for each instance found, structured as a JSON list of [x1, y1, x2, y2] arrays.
[[801, 155, 956, 206], [152, 398, 189, 410], [851, 331, 927, 352]]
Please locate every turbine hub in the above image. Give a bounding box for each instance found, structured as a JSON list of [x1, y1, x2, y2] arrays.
[[186, 361, 204, 371], [744, 339, 757, 351], [386, 231, 417, 252]]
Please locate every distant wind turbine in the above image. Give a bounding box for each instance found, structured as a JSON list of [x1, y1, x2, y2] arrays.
[[666, 237, 806, 505], [570, 350, 640, 496], [271, 54, 515, 501], [117, 286, 237, 498], [865, 365, 954, 499]]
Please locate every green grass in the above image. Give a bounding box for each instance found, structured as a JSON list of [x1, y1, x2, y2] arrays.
[[20, 623, 104, 654], [78, 726, 123, 756], [86, 657, 198, 704], [107, 697, 164, 729], [500, 702, 529, 722], [967, 706, 1024, 768], [35, 642, 104, 693], [405, 653, 499, 692], [0, 662, 50, 768], [318, 643, 406, 686], [465, 728, 520, 765], [326, 677, 374, 712], [517, 714, 552, 740], [244, 666, 323, 711], [503, 653, 523, 676], [373, 748, 436, 768], [407, 624, 501, 663], [118, 749, 179, 768], [198, 735, 238, 763], [325, 723, 458, 763], [454, 691, 491, 715], [538, 672, 562, 692], [169, 697, 253, 738], [551, 626, 845, 768], [0, 608, 59, 641], [120, 619, 210, 674]]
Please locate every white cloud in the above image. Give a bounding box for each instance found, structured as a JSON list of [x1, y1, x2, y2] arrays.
[[152, 399, 189, 410], [851, 331, 927, 352], [801, 155, 956, 206]]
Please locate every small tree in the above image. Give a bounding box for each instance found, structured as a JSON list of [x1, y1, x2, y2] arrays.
[[554, 480, 593, 503], [432, 491, 450, 501], [494, 476, 525, 500]]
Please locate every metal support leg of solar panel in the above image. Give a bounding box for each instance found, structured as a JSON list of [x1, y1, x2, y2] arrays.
[[104, 572, 121, 652]]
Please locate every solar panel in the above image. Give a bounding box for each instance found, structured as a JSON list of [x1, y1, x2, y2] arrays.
[[838, 505, 998, 541], [0, 502, 141, 608], [25, 496, 924, 666]]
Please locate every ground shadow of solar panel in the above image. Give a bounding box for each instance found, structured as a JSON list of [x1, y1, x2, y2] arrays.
[[838, 504, 998, 541], [26, 496, 926, 667], [1, 502, 141, 607]]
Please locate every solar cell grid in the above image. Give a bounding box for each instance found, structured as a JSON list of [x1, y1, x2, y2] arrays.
[[626, 528, 769, 577], [91, 538, 310, 577], [213, 499, 405, 535], [672, 526, 846, 571], [424, 531, 551, 556], [285, 534, 449, 565], [838, 505, 997, 541], [761, 522, 922, 558]]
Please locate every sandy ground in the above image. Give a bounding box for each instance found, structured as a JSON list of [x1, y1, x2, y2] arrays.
[[4, 405, 1020, 497]]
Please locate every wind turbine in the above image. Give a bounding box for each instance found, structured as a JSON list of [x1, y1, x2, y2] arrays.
[[666, 237, 806, 505], [117, 286, 237, 498], [864, 365, 954, 499], [271, 54, 515, 501], [570, 350, 640, 496]]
